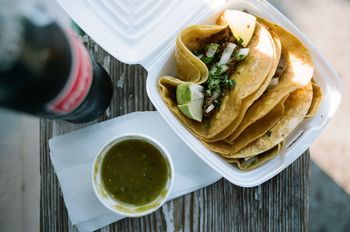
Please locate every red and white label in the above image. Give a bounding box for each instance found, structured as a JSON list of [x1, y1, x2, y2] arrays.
[[46, 31, 93, 115]]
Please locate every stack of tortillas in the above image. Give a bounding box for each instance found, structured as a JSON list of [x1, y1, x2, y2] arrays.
[[159, 10, 323, 170]]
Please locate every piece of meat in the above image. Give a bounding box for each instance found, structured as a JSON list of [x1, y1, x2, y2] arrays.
[[202, 94, 215, 117], [202, 91, 220, 118], [274, 50, 288, 78], [208, 27, 231, 44], [227, 57, 237, 76]]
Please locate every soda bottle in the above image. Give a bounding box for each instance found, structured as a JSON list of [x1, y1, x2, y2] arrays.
[[0, 2, 113, 123]]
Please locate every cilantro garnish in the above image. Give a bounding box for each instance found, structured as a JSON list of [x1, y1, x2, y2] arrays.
[[236, 37, 244, 46]]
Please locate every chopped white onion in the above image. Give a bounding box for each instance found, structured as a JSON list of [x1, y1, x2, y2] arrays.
[[218, 64, 229, 73], [196, 54, 203, 59], [210, 66, 217, 74], [236, 48, 250, 61], [205, 104, 215, 113], [242, 157, 256, 167], [210, 63, 229, 75], [206, 44, 219, 58], [219, 42, 236, 64], [269, 78, 279, 87], [228, 42, 237, 50]]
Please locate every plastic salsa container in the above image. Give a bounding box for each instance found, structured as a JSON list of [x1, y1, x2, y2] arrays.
[[57, 0, 342, 187]]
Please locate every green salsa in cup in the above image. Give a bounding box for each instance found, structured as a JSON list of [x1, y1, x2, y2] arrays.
[[92, 134, 174, 217]]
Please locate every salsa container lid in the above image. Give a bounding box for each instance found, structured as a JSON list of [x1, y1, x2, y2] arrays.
[[57, 0, 343, 187]]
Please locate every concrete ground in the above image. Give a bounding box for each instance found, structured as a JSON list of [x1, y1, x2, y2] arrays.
[[310, 162, 350, 232], [0, 0, 349, 232], [0, 110, 39, 232], [270, 0, 350, 197]]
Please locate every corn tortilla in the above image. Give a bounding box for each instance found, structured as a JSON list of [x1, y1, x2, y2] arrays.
[[204, 94, 287, 157], [226, 142, 284, 170], [226, 18, 314, 143], [232, 82, 313, 158]]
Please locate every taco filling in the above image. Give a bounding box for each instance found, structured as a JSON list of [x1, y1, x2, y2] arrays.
[[193, 31, 250, 119]]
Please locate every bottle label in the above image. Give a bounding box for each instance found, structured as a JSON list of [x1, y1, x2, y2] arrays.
[[46, 31, 93, 115]]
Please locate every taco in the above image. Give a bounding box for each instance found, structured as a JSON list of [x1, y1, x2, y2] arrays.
[[159, 12, 276, 139], [203, 28, 282, 142], [225, 18, 314, 143]]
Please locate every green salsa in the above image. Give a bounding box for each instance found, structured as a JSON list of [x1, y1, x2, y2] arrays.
[[101, 139, 169, 206]]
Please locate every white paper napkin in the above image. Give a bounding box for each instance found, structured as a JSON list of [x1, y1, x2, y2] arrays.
[[49, 111, 221, 232]]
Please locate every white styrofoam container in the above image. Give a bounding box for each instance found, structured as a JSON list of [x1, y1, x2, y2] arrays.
[[57, 0, 342, 187]]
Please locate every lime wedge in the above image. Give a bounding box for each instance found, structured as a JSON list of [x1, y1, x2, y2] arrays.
[[178, 99, 203, 122], [176, 83, 204, 105]]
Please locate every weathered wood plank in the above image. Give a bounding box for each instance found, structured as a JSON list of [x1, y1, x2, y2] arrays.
[[40, 38, 310, 232]]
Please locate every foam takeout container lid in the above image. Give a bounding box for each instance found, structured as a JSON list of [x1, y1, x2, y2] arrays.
[[57, 0, 342, 187]]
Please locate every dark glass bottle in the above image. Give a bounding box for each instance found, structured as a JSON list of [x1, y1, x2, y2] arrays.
[[0, 5, 113, 123]]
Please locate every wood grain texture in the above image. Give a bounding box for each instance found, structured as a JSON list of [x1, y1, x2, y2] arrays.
[[40, 37, 310, 232]]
